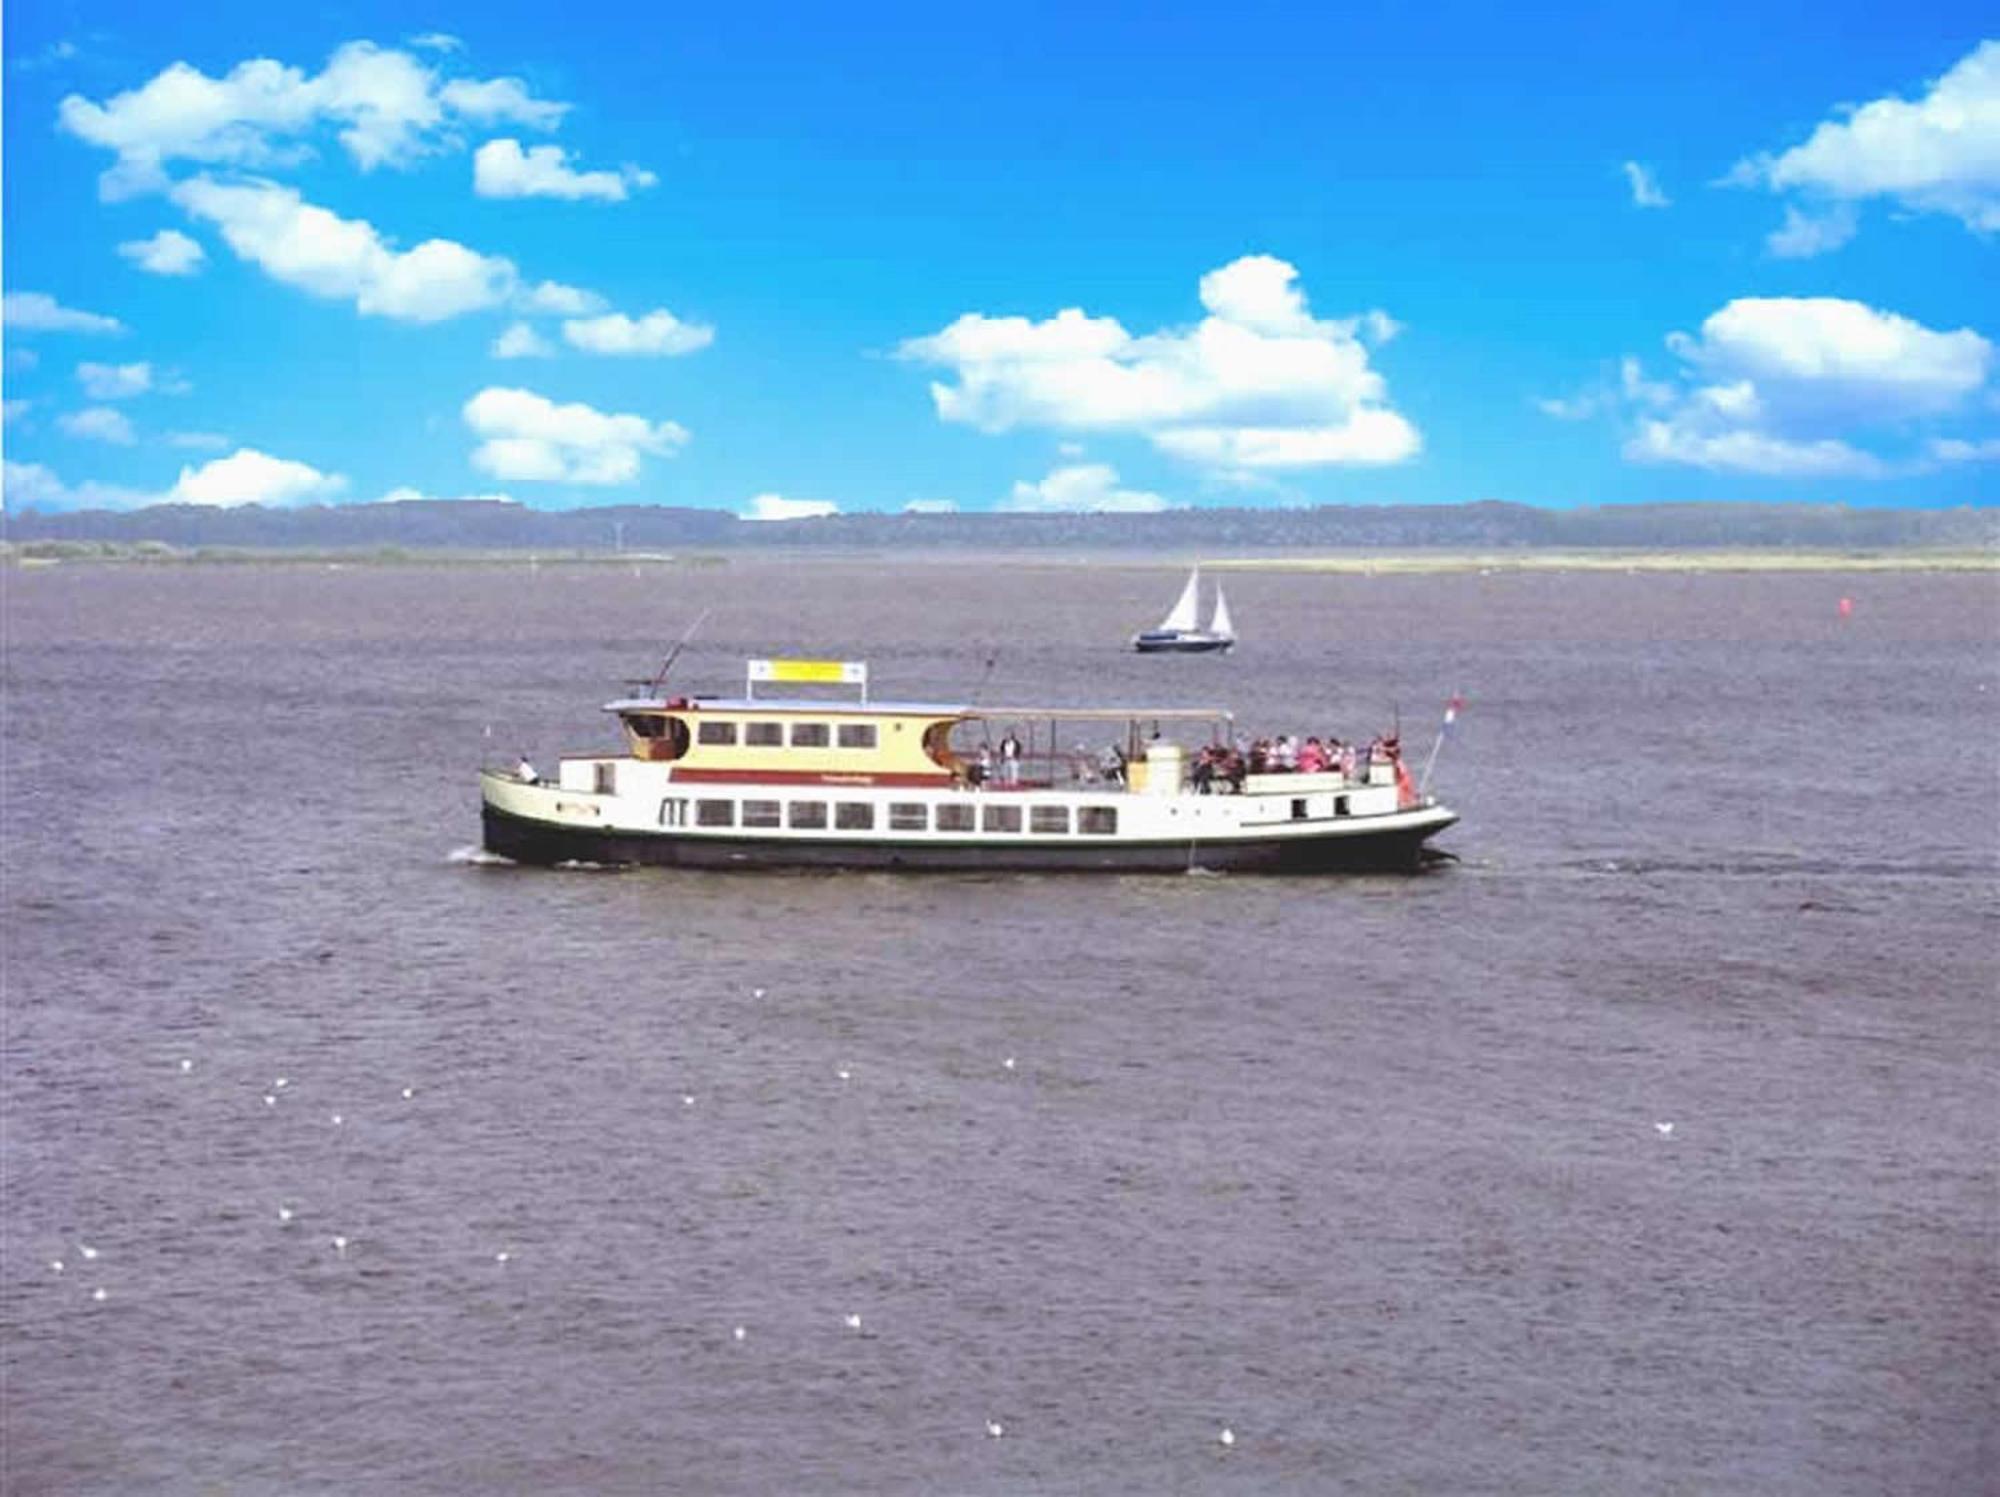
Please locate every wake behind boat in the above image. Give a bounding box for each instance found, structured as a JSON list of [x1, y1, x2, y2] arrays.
[[480, 657, 1458, 873], [1133, 566, 1234, 653]]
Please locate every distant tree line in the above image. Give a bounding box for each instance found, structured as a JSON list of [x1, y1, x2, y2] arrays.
[[3, 497, 1993, 552]]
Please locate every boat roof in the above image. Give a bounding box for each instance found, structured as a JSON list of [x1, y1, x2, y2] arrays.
[[605, 696, 1231, 721]]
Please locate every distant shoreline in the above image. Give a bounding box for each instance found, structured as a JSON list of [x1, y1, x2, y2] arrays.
[[4, 540, 1994, 572]]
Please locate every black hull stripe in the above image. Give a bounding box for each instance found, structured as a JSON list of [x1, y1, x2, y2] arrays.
[[481, 803, 1449, 874]]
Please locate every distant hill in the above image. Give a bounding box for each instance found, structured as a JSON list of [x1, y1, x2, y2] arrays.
[[4, 497, 1994, 552]]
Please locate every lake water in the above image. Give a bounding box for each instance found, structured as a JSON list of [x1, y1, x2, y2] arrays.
[[3, 556, 1995, 1494]]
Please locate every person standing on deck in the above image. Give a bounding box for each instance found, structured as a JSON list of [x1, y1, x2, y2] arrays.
[[998, 731, 1022, 787]]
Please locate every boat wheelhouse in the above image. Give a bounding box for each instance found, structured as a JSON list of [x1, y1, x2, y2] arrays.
[[480, 658, 1457, 873]]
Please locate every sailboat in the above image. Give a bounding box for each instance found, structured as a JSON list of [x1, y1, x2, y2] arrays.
[[1132, 567, 1235, 654]]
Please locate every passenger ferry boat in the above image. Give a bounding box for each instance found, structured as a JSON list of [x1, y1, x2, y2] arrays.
[[479, 658, 1458, 873]]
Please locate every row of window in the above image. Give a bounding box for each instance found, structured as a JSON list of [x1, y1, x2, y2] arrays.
[[695, 720, 877, 750], [671, 798, 1119, 836]]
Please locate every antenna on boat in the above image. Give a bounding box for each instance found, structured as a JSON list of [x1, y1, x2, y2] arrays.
[[646, 608, 711, 694]]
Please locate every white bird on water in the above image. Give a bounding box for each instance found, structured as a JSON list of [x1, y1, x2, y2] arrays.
[[332, 1235, 348, 1255], [401, 1087, 415, 1100], [274, 1077, 289, 1090], [732, 1325, 747, 1342], [278, 1206, 294, 1223], [495, 1250, 511, 1264], [50, 1260, 64, 1274], [985, 1419, 1004, 1439], [1655, 1122, 1675, 1137], [263, 1094, 277, 1107], [179, 1059, 194, 1073], [844, 1312, 863, 1331], [331, 1113, 344, 1126], [682, 1094, 696, 1107], [92, 1288, 108, 1303], [79, 1244, 99, 1261], [837, 1068, 851, 1082], [1218, 1427, 1235, 1447], [752, 988, 766, 999], [1003, 1056, 1016, 1071]]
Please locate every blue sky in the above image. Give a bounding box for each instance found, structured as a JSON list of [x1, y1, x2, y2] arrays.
[[3, 1, 1995, 516]]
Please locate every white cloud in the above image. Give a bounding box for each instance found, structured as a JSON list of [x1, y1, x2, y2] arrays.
[[3, 400, 29, 424], [1624, 422, 1888, 477], [3, 460, 153, 511], [1667, 297, 1989, 418], [1729, 40, 2000, 241], [517, 280, 606, 316], [407, 33, 462, 54], [492, 322, 555, 359], [742, 493, 839, 521], [1765, 203, 1858, 259], [1930, 436, 2000, 463], [118, 227, 207, 275], [58, 40, 569, 194], [167, 430, 230, 449], [60, 407, 138, 444], [378, 484, 518, 503], [901, 254, 1417, 474], [473, 138, 656, 201], [463, 386, 688, 484], [1618, 296, 1993, 476], [1622, 160, 1670, 208], [1001, 462, 1169, 513], [437, 77, 567, 129], [171, 175, 517, 322], [77, 361, 153, 400], [3, 291, 125, 334], [167, 447, 346, 506], [562, 310, 713, 356], [1535, 394, 1600, 421], [903, 498, 958, 513]]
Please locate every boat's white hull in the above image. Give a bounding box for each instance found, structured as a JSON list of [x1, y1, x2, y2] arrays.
[[479, 768, 1455, 873]]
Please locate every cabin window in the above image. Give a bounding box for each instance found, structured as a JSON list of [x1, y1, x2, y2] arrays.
[[788, 801, 827, 829], [1292, 798, 1309, 822], [888, 803, 928, 831], [741, 799, 781, 828], [1079, 806, 1118, 835], [659, 798, 687, 828], [838, 724, 877, 750], [696, 799, 735, 827], [982, 804, 1022, 833], [594, 762, 617, 795], [789, 722, 830, 748], [935, 803, 975, 833], [1333, 796, 1350, 818], [626, 714, 665, 738], [835, 802, 875, 831], [697, 720, 738, 747], [1030, 806, 1071, 835], [745, 721, 784, 747]]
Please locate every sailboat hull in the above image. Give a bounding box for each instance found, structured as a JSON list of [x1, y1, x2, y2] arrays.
[[1133, 631, 1234, 654]]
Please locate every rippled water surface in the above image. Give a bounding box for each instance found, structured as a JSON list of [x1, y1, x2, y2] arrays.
[[4, 557, 1995, 1494]]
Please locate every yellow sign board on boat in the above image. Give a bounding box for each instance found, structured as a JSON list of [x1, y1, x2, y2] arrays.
[[745, 658, 870, 700], [748, 659, 866, 684]]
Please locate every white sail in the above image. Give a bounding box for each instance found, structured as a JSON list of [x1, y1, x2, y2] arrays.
[[1208, 585, 1233, 640], [1158, 568, 1202, 632]]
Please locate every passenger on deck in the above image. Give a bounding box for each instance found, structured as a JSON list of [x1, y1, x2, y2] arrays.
[[970, 745, 992, 787], [1297, 736, 1328, 774], [998, 732, 1022, 787], [516, 755, 540, 785], [1272, 734, 1298, 771], [1098, 743, 1127, 784], [1191, 746, 1217, 794]]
